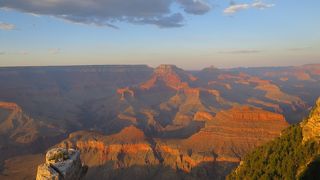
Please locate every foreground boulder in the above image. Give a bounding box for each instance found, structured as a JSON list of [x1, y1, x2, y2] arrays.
[[36, 148, 87, 180]]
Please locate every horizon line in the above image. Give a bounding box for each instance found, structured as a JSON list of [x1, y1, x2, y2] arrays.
[[0, 63, 319, 71]]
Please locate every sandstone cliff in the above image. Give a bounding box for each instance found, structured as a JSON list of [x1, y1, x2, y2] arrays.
[[173, 106, 289, 161], [228, 97, 320, 179], [54, 107, 288, 179]]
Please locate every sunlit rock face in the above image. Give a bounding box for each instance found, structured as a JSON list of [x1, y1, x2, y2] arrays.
[[36, 148, 87, 180], [54, 108, 288, 180], [303, 98, 320, 142], [139, 64, 194, 90]]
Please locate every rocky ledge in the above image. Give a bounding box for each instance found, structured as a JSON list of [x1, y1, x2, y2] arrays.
[[36, 148, 87, 180]]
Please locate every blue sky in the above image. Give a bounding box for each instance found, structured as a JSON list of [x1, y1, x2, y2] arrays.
[[0, 0, 319, 69]]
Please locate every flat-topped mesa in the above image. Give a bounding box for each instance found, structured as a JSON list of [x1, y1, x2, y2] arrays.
[[302, 97, 320, 142], [155, 64, 197, 81], [154, 64, 178, 74], [36, 148, 87, 180]]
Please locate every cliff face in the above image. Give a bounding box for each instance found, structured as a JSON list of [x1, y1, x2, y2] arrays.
[[139, 64, 195, 90], [36, 148, 87, 180], [302, 98, 320, 142], [177, 106, 288, 160], [59, 127, 159, 169], [55, 107, 288, 179], [56, 126, 235, 179], [0, 102, 62, 144], [0, 102, 64, 165], [111, 65, 307, 139], [228, 97, 320, 180]]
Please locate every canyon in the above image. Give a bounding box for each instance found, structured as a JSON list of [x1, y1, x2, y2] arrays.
[[0, 64, 319, 179], [56, 106, 288, 179]]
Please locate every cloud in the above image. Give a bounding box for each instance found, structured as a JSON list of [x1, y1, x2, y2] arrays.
[[136, 13, 184, 28], [251, 1, 274, 9], [219, 49, 261, 54], [224, 4, 250, 14], [177, 0, 211, 15], [0, 22, 16, 30], [0, 51, 5, 55], [224, 1, 274, 15], [0, 0, 211, 28]]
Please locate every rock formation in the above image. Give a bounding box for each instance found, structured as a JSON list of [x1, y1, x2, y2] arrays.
[[139, 64, 194, 90], [178, 106, 289, 160], [0, 64, 319, 179], [36, 148, 87, 180], [0, 101, 64, 168], [54, 107, 288, 179], [228, 97, 320, 179], [117, 87, 135, 100], [193, 111, 214, 121], [302, 98, 320, 142]]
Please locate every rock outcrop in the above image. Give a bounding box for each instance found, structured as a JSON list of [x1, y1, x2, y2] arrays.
[[176, 106, 289, 161], [117, 87, 135, 100], [36, 148, 87, 180], [54, 107, 288, 179], [193, 111, 214, 121], [302, 98, 320, 142], [139, 64, 193, 90]]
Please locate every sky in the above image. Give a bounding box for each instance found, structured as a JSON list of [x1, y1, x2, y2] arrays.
[[0, 0, 319, 70]]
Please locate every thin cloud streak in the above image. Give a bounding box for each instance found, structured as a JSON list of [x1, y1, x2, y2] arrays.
[[218, 49, 262, 54], [224, 1, 274, 15], [0, 22, 15, 30]]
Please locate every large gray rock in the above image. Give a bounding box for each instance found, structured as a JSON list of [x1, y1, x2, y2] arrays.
[[36, 148, 87, 180]]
